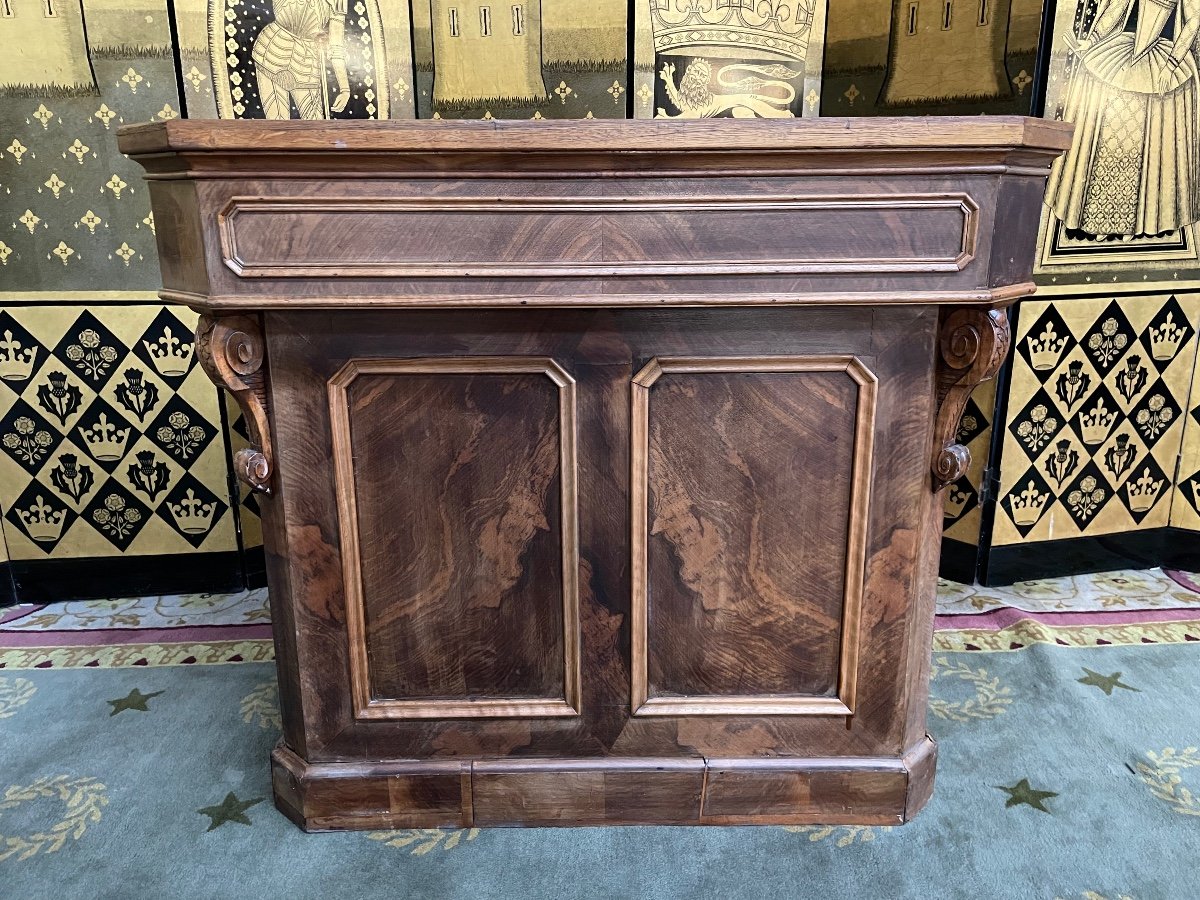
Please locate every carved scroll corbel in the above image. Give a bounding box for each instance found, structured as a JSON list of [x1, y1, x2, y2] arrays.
[[195, 314, 274, 495], [931, 307, 1011, 492]]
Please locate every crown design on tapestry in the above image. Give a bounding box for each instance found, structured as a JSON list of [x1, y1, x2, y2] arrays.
[[17, 495, 65, 542], [0, 330, 37, 382], [648, 0, 814, 61], [1027, 323, 1068, 371], [1125, 467, 1164, 513], [168, 488, 216, 535], [142, 326, 193, 377], [1079, 396, 1117, 445], [77, 413, 131, 462], [1010, 480, 1050, 527], [945, 484, 970, 519], [1149, 312, 1186, 361]]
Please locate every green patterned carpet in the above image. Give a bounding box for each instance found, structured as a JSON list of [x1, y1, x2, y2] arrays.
[[2, 577, 1200, 899]]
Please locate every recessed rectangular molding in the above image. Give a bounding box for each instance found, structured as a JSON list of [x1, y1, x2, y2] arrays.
[[219, 194, 979, 278]]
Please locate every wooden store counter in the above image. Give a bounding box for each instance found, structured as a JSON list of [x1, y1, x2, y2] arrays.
[[119, 118, 1070, 830]]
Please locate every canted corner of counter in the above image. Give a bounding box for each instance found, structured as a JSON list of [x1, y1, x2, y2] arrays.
[[120, 118, 1068, 830]]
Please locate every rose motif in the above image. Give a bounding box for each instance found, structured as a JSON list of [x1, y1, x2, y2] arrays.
[[1081, 476, 1097, 492], [92, 509, 111, 525], [100, 346, 118, 363], [79, 329, 100, 349], [1101, 318, 1118, 337], [65, 345, 84, 362], [187, 426, 205, 441], [1031, 404, 1048, 423], [34, 432, 52, 447], [123, 508, 141, 523], [2, 434, 17, 449], [169, 412, 189, 428], [1088, 334, 1102, 350], [15, 417, 34, 435], [1018, 421, 1033, 438], [1149, 395, 1165, 412], [104, 494, 124, 511], [155, 427, 173, 444], [1115, 334, 1128, 350]]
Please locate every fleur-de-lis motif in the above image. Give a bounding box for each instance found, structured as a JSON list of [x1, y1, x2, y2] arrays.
[[18, 209, 40, 233], [843, 83, 861, 106], [636, 82, 652, 109], [65, 139, 90, 163], [78, 210, 102, 234], [0, 241, 11, 265], [32, 103, 54, 128], [554, 81, 574, 104], [6, 139, 28, 163], [185, 66, 208, 91], [93, 104, 117, 129], [121, 67, 144, 93], [114, 243, 136, 265], [141, 213, 155, 234], [155, 103, 178, 121], [43, 173, 66, 198], [392, 76, 409, 99], [104, 174, 128, 199], [51, 242, 74, 265], [607, 80, 624, 104]]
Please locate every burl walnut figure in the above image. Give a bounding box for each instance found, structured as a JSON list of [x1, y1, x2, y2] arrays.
[[119, 118, 1069, 829]]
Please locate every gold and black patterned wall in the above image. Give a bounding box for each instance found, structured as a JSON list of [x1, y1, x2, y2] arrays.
[[2, 0, 1199, 598]]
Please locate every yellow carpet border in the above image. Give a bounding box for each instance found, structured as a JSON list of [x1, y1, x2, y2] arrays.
[[932, 618, 1200, 652]]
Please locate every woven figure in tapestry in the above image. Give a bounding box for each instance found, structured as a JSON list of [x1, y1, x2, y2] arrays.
[[1047, 0, 1200, 238], [251, 0, 352, 119]]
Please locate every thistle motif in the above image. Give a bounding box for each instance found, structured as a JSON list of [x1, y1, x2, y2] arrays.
[[1114, 355, 1148, 402], [1044, 440, 1079, 487], [126, 451, 170, 501], [1103, 433, 1138, 480], [49, 453, 94, 503], [1054, 360, 1090, 409], [35, 372, 82, 425], [113, 368, 159, 421]]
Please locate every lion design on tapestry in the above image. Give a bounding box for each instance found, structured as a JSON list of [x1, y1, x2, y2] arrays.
[[655, 59, 799, 119]]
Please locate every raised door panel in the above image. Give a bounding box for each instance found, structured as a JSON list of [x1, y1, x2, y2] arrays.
[[328, 357, 580, 720], [632, 356, 876, 717]]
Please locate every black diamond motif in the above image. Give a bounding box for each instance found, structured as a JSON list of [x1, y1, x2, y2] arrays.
[[944, 476, 978, 523], [1130, 380, 1182, 449], [1081, 300, 1136, 376], [1060, 461, 1113, 531], [1181, 469, 1200, 515], [1070, 383, 1124, 451], [146, 395, 217, 465], [0, 312, 45, 395], [1017, 305, 1076, 383], [4, 479, 76, 554], [156, 473, 229, 549], [82, 479, 151, 550], [132, 308, 196, 386], [73, 397, 135, 473], [1118, 453, 1170, 525], [230, 409, 250, 442], [1002, 465, 1054, 538], [955, 397, 989, 445], [1008, 387, 1066, 460], [50, 310, 128, 391], [1193, 403, 1200, 428], [241, 489, 260, 519], [0, 399, 61, 476], [1141, 294, 1195, 374]]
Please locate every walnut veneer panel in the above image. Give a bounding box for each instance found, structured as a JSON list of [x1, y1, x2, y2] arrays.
[[121, 118, 1068, 831]]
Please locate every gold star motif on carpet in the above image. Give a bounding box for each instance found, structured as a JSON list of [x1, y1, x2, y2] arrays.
[[107, 687, 164, 716], [1078, 668, 1140, 696], [197, 792, 262, 831], [996, 778, 1058, 813]]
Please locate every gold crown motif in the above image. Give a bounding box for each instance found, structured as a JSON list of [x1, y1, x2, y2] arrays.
[[142, 325, 193, 377], [0, 329, 37, 382], [77, 413, 131, 462], [945, 484, 970, 519], [1079, 397, 1117, 445], [168, 488, 216, 535], [18, 494, 65, 542], [1125, 467, 1164, 513], [1149, 312, 1185, 361], [1010, 480, 1049, 527], [1027, 323, 1068, 370], [648, 0, 815, 62]]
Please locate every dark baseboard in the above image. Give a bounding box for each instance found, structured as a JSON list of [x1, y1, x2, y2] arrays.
[[243, 545, 268, 589], [0, 562, 15, 607], [982, 527, 1200, 586], [939, 537, 980, 584], [7, 550, 248, 605]]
